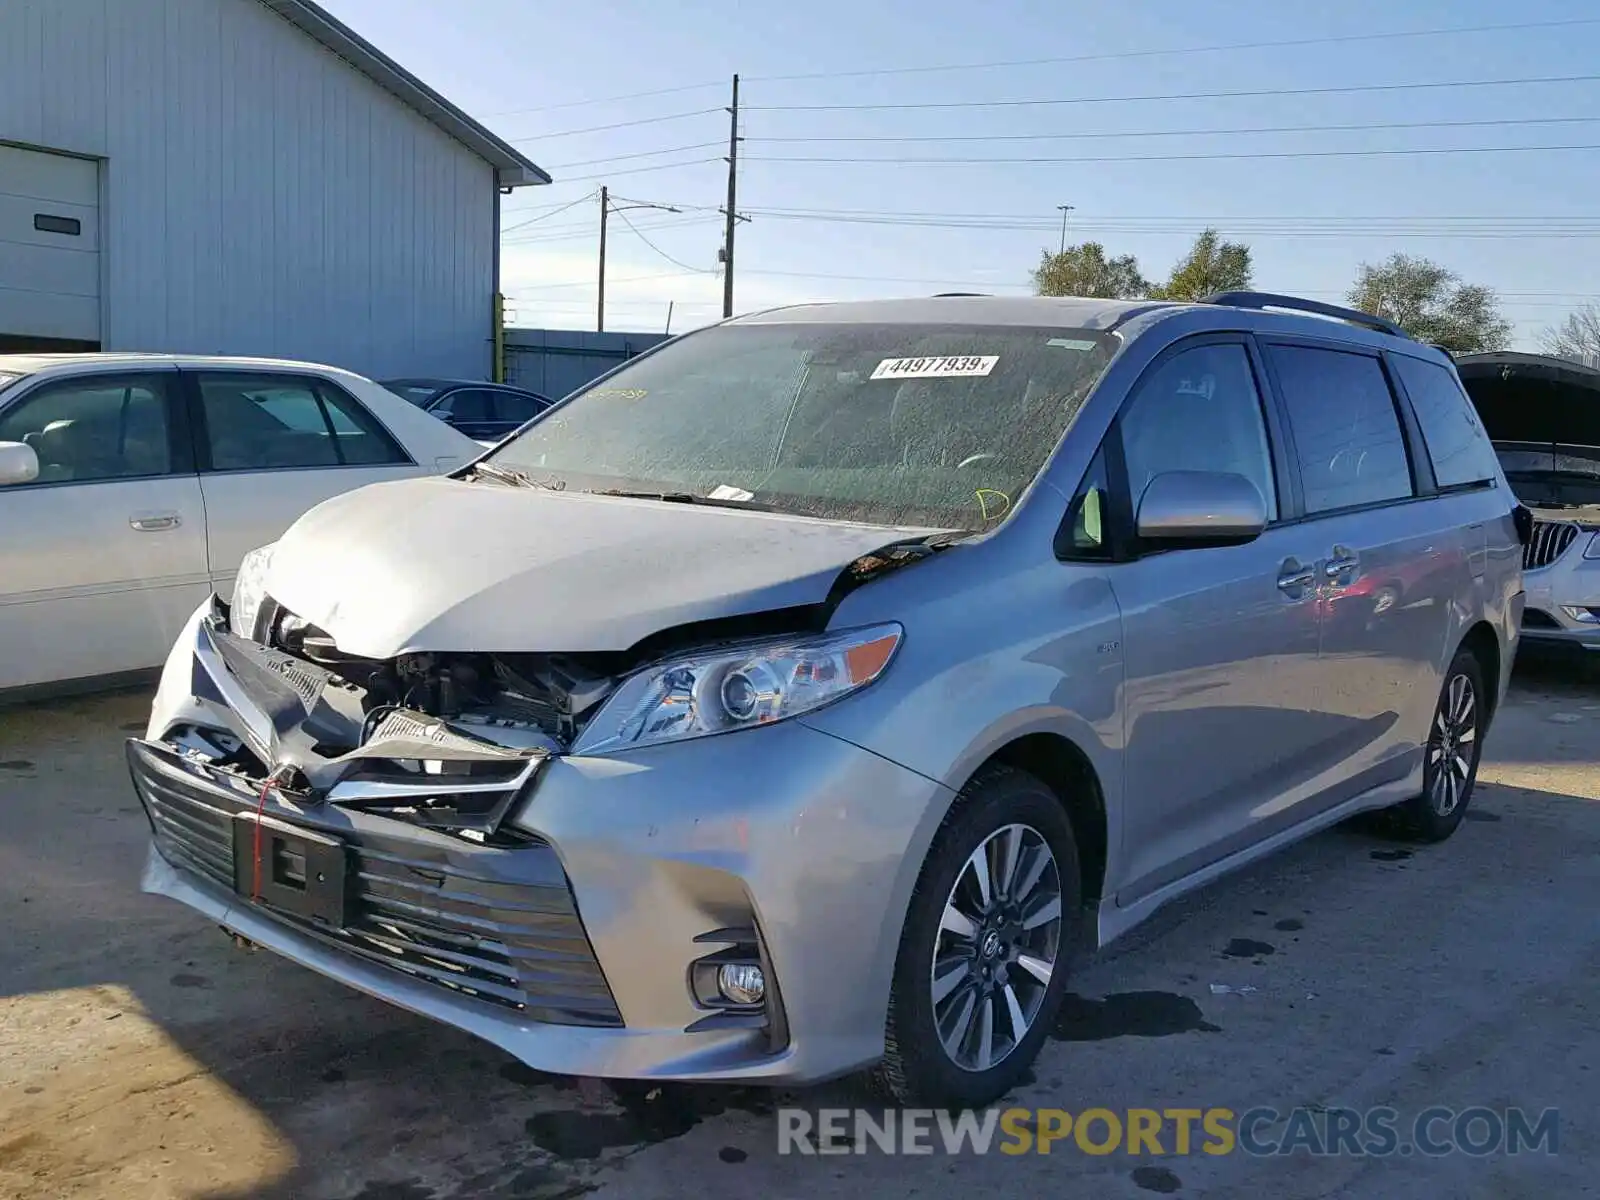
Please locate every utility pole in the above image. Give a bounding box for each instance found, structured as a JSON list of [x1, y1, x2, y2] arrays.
[[1057, 204, 1075, 255], [721, 74, 740, 319], [597, 186, 609, 332], [597, 188, 681, 332]]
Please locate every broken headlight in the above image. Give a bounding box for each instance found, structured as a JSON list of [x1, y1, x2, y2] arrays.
[[229, 543, 276, 641], [571, 623, 903, 755]]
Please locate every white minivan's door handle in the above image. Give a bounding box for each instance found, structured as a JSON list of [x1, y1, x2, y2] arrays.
[[130, 512, 181, 532]]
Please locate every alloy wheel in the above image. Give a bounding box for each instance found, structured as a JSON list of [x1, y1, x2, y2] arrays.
[[1427, 671, 1478, 818], [929, 823, 1063, 1073]]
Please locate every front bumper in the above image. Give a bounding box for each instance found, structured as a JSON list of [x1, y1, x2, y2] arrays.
[[134, 598, 950, 1084], [1520, 549, 1600, 653]]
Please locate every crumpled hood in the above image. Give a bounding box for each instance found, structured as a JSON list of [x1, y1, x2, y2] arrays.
[[264, 476, 938, 658]]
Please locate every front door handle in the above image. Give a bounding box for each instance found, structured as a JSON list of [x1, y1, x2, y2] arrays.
[[1324, 545, 1360, 581], [130, 512, 181, 532], [1277, 557, 1316, 595]]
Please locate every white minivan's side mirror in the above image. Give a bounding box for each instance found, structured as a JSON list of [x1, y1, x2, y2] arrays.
[[0, 441, 39, 486]]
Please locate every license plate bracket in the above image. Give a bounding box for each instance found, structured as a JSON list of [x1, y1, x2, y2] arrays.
[[232, 813, 348, 928]]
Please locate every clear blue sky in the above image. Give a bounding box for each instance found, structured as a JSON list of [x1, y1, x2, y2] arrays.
[[322, 0, 1600, 344]]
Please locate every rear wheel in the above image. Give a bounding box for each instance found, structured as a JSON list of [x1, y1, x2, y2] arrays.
[[873, 764, 1080, 1108], [1390, 647, 1487, 842]]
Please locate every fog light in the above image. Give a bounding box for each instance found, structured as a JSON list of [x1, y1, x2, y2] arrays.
[[1561, 606, 1600, 625], [716, 963, 766, 1005]]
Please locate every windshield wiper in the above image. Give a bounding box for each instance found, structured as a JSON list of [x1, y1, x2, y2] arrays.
[[467, 462, 553, 489], [588, 488, 780, 512]]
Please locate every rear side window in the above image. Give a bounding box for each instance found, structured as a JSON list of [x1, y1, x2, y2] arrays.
[[196, 373, 409, 470], [435, 389, 495, 422], [496, 391, 549, 424], [1390, 355, 1499, 489], [1267, 346, 1414, 514]]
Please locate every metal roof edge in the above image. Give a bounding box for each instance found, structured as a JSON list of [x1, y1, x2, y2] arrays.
[[260, 0, 551, 187]]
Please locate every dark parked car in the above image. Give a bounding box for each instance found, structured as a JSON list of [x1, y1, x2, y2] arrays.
[[380, 378, 553, 444]]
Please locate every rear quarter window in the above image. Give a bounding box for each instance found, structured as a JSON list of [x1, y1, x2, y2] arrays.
[[1390, 355, 1500, 489]]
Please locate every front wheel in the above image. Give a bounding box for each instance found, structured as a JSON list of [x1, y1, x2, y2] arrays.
[[873, 764, 1080, 1108], [1391, 647, 1488, 842]]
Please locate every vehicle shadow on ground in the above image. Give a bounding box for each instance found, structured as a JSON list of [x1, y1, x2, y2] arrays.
[[0, 688, 1593, 1199]]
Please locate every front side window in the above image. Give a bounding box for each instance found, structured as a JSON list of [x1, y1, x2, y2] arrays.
[[1390, 355, 1500, 490], [1118, 342, 1278, 521], [197, 373, 407, 470], [1063, 446, 1112, 557], [1267, 346, 1414, 515], [0, 373, 174, 484], [485, 323, 1118, 531]]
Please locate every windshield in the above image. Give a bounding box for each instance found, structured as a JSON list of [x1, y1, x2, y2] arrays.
[[381, 383, 438, 406], [484, 322, 1118, 530]]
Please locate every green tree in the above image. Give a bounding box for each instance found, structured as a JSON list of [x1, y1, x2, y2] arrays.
[[1346, 254, 1512, 353], [1032, 242, 1148, 299], [1148, 228, 1253, 301], [1539, 303, 1600, 364]]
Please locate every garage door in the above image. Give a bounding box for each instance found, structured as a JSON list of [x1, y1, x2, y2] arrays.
[[0, 144, 100, 348]]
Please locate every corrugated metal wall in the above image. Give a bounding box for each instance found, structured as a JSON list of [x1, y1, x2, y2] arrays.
[[504, 328, 671, 400], [0, 0, 496, 378]]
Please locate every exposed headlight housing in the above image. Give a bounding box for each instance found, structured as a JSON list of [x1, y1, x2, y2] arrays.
[[229, 544, 276, 641], [571, 623, 903, 755], [1584, 532, 1600, 560]]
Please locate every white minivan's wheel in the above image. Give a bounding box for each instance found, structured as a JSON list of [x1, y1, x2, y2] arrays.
[[873, 764, 1080, 1108]]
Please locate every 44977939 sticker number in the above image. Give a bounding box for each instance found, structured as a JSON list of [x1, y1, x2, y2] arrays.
[[870, 355, 999, 380]]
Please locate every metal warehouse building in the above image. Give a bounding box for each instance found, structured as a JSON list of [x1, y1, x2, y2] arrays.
[[0, 0, 548, 377]]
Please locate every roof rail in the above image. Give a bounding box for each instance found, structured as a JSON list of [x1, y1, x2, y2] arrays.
[[1202, 291, 1411, 341]]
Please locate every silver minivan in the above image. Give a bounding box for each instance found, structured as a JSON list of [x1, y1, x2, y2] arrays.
[[128, 292, 1525, 1108]]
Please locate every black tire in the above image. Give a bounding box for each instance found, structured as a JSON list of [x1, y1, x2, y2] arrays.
[[872, 763, 1081, 1108], [1389, 646, 1488, 843]]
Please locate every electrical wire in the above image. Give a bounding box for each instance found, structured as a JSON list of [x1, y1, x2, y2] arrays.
[[752, 115, 1600, 144], [745, 18, 1600, 82], [506, 107, 724, 142], [544, 141, 727, 170], [748, 143, 1600, 166], [500, 191, 597, 233], [611, 207, 717, 273], [484, 81, 724, 118], [745, 72, 1600, 112], [551, 158, 726, 183]]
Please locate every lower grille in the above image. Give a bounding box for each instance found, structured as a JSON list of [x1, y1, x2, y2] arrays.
[[1524, 520, 1579, 571], [1523, 608, 1563, 630], [128, 740, 621, 1026]]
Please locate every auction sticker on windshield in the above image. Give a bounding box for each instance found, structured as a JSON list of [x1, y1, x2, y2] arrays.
[[871, 355, 998, 380]]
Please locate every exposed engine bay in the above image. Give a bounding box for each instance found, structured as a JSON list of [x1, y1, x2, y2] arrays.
[[274, 605, 616, 747]]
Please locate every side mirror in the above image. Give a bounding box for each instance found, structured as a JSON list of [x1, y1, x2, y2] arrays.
[[1136, 470, 1267, 545], [0, 440, 39, 486]]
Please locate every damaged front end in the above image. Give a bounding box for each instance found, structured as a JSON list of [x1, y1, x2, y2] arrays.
[[162, 595, 626, 841]]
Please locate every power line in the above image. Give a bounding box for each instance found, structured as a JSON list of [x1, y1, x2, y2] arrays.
[[553, 158, 725, 183], [744, 18, 1600, 82], [751, 115, 1600, 144], [734, 209, 1600, 238], [504, 215, 721, 246], [507, 107, 722, 142], [499, 191, 597, 233], [611, 206, 717, 273], [745, 72, 1600, 112], [544, 141, 726, 170], [483, 81, 723, 118], [748, 143, 1600, 166]]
